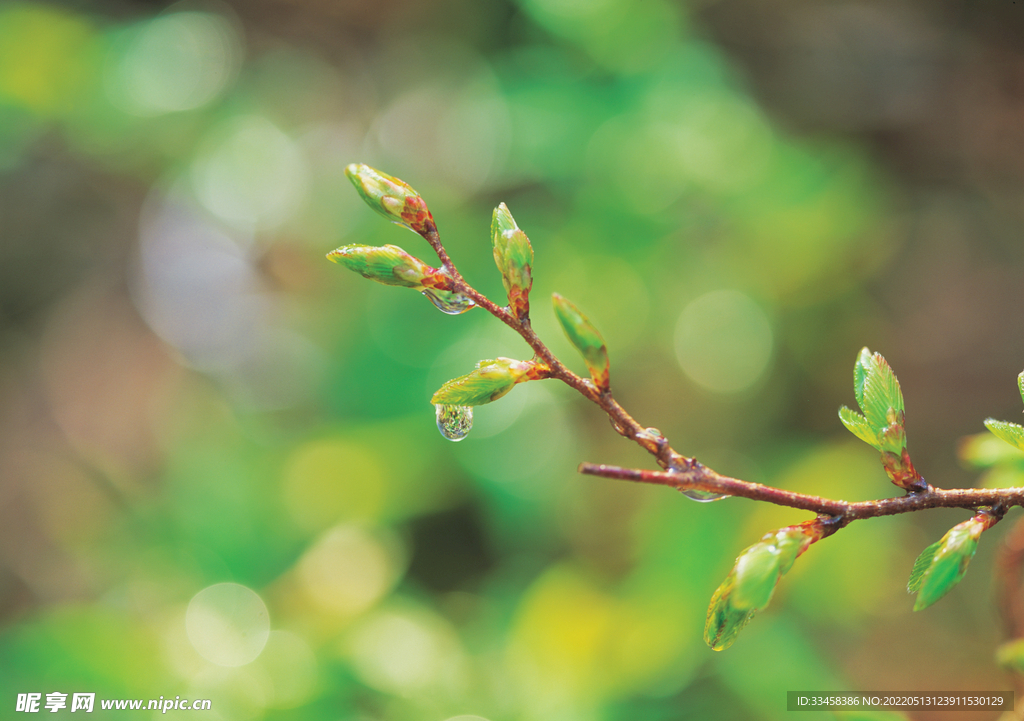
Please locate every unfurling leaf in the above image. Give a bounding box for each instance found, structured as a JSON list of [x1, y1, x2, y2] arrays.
[[552, 293, 610, 391], [853, 346, 872, 409], [909, 513, 995, 611], [345, 163, 433, 235], [327, 244, 438, 288], [705, 521, 824, 651], [906, 539, 942, 594], [839, 348, 922, 490], [983, 418, 1024, 453], [491, 203, 533, 320], [978, 369, 1024, 453], [845, 348, 905, 438], [838, 406, 877, 447], [431, 357, 549, 407]]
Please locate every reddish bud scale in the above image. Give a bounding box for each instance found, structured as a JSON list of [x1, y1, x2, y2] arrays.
[[522, 361, 552, 382], [881, 448, 926, 491], [400, 196, 434, 236], [507, 285, 530, 323], [797, 517, 839, 544], [420, 271, 455, 292], [975, 508, 1002, 531]]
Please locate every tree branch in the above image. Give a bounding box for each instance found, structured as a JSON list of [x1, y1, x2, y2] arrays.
[[579, 462, 1022, 520], [422, 221, 1024, 529]]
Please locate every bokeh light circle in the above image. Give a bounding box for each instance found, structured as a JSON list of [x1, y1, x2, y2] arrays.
[[186, 582, 270, 667], [674, 289, 773, 393], [113, 11, 240, 115], [297, 525, 399, 617]]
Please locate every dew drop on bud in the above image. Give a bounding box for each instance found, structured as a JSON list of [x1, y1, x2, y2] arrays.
[[435, 404, 473, 441], [422, 288, 476, 315]]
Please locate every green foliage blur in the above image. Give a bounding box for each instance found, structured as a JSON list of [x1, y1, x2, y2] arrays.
[[2, 0, 1023, 719]]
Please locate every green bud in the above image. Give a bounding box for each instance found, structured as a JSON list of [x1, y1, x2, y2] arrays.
[[704, 571, 756, 653], [1018, 370, 1024, 406], [326, 244, 437, 289], [491, 203, 533, 320], [345, 163, 433, 235], [552, 293, 610, 391], [909, 516, 986, 611], [732, 527, 812, 611], [431, 357, 546, 407], [705, 523, 818, 651], [491, 202, 516, 238]]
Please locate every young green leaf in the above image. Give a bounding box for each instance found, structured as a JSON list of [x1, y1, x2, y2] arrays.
[[838, 406, 878, 447], [906, 539, 942, 594], [326, 244, 437, 288], [552, 293, 610, 391], [842, 348, 906, 453], [431, 357, 547, 407], [853, 346, 872, 409], [984, 418, 1024, 453], [910, 517, 986, 611], [858, 350, 904, 431], [840, 348, 923, 489], [345, 163, 433, 235], [491, 203, 533, 321]]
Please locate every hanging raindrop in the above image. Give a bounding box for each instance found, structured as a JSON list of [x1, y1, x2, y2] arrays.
[[679, 488, 728, 502], [669, 460, 728, 502], [435, 404, 473, 441], [422, 287, 476, 315]]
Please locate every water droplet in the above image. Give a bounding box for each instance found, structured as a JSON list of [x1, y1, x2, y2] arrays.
[[435, 404, 473, 441], [668, 459, 728, 502], [422, 288, 476, 315], [679, 488, 728, 503]]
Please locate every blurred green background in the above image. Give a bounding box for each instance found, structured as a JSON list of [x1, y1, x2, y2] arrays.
[[2, 0, 1024, 719]]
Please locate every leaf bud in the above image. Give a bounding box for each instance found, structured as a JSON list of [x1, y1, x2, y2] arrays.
[[908, 512, 997, 611], [326, 244, 437, 289], [431, 357, 549, 407], [491, 203, 533, 320], [552, 293, 610, 391], [345, 163, 434, 235]]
